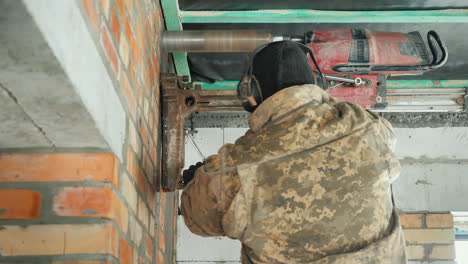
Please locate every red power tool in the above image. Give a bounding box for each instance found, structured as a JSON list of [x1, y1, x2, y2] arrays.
[[304, 29, 448, 109], [162, 29, 448, 110]]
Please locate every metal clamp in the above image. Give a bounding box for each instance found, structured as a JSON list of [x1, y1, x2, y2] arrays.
[[161, 73, 243, 191]]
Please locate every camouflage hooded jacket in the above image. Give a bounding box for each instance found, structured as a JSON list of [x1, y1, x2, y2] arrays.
[[181, 84, 407, 264]]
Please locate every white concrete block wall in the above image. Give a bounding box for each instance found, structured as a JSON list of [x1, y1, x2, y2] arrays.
[[392, 127, 468, 212], [394, 127, 468, 159], [177, 127, 468, 263], [178, 128, 245, 264]]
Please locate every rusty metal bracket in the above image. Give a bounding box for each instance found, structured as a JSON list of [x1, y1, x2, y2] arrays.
[[161, 73, 243, 191]]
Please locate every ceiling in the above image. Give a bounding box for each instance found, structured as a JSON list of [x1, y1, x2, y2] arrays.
[[177, 1, 468, 82], [179, 0, 468, 11], [0, 1, 107, 150]]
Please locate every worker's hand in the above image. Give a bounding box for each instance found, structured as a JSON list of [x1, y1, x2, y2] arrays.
[[181, 162, 204, 186]]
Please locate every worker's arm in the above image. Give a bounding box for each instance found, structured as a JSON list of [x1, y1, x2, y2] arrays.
[[181, 146, 241, 237], [376, 115, 398, 152], [367, 111, 401, 182]]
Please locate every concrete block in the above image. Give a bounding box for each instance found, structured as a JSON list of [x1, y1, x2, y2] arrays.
[[393, 162, 468, 212], [176, 217, 241, 262], [404, 229, 454, 245], [429, 245, 456, 260], [394, 127, 468, 159], [408, 261, 457, 264], [0, 86, 50, 148], [185, 128, 223, 167], [406, 245, 425, 260]]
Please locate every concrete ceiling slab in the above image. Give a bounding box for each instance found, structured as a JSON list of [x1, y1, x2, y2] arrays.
[[0, 84, 50, 148], [0, 1, 108, 150]]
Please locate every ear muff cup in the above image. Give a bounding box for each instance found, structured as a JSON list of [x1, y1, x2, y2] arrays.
[[238, 40, 325, 113], [238, 75, 263, 113]]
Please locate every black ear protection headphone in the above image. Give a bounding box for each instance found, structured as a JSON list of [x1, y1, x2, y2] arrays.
[[237, 40, 326, 112]]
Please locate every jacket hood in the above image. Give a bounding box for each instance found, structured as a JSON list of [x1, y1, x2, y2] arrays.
[[249, 84, 332, 131]]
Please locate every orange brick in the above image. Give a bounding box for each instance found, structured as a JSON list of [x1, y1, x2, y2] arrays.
[[142, 74, 151, 99], [129, 215, 143, 246], [115, 0, 125, 17], [148, 188, 156, 211], [143, 18, 151, 55], [82, 0, 99, 32], [133, 252, 139, 264], [133, 0, 141, 13], [138, 198, 149, 230], [158, 192, 167, 228], [99, 0, 110, 19], [0, 189, 41, 219], [136, 83, 143, 106], [146, 235, 153, 259], [127, 148, 148, 196], [143, 151, 154, 184], [128, 59, 138, 90], [154, 108, 160, 134], [151, 52, 158, 80], [149, 144, 157, 168], [148, 60, 155, 89], [125, 19, 140, 66], [135, 18, 145, 52], [110, 8, 120, 44], [0, 153, 119, 186], [426, 214, 454, 228], [120, 72, 137, 117], [119, 31, 130, 67], [148, 111, 155, 136], [156, 249, 164, 263], [149, 214, 155, 238], [124, 0, 133, 14], [53, 186, 128, 233], [129, 122, 142, 161], [158, 229, 165, 252], [0, 223, 118, 257], [400, 214, 423, 229], [126, 147, 138, 179], [119, 238, 132, 264], [143, 98, 150, 123], [121, 172, 138, 214], [101, 24, 120, 77]]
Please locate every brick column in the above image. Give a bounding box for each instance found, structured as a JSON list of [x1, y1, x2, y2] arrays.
[[0, 0, 172, 263], [79, 0, 173, 262], [400, 213, 456, 263]]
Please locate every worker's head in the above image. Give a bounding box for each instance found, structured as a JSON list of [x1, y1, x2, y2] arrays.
[[238, 41, 315, 112]]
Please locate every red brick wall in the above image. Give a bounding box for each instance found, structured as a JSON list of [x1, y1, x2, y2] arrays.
[[401, 213, 456, 263], [78, 0, 176, 262], [0, 0, 175, 263]]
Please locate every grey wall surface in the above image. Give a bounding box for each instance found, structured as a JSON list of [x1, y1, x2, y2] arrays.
[[0, 1, 108, 150], [21, 0, 127, 159], [392, 127, 468, 212]]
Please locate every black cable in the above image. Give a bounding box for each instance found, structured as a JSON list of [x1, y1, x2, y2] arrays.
[[333, 31, 448, 74]]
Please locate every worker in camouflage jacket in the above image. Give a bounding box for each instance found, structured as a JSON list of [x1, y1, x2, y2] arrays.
[[181, 41, 407, 264]]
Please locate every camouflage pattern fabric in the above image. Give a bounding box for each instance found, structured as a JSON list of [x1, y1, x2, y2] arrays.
[[181, 84, 407, 263]]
